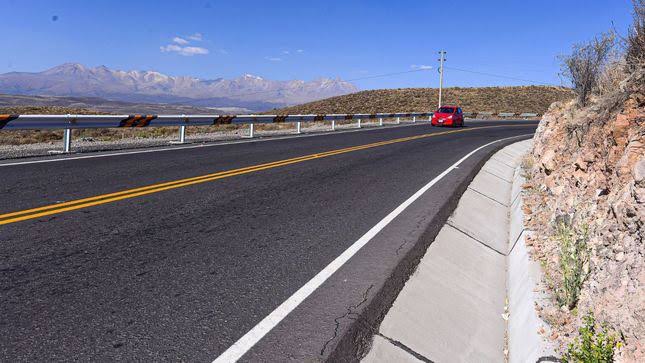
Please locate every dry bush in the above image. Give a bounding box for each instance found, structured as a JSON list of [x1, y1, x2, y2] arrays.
[[270, 86, 574, 115], [595, 57, 627, 97], [625, 0, 645, 71], [559, 32, 616, 107]]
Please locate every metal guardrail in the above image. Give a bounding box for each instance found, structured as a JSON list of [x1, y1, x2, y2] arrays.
[[0, 112, 434, 153], [0, 111, 541, 153], [0, 112, 432, 130]]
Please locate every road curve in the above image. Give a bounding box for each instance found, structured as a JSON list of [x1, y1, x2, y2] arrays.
[[0, 121, 537, 361]]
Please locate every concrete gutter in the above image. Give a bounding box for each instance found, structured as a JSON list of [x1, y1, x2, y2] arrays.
[[362, 139, 557, 362]]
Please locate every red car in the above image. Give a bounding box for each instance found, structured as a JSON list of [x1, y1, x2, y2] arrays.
[[431, 106, 464, 127]]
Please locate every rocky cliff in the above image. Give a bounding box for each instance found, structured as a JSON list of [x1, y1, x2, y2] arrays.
[[523, 67, 644, 360]]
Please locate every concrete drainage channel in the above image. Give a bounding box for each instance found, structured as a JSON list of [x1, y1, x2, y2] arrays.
[[361, 139, 557, 363]]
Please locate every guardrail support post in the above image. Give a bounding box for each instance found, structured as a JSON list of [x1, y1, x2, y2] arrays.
[[331, 120, 335, 131], [296, 121, 301, 134], [179, 125, 186, 143], [379, 118, 383, 126], [428, 115, 432, 121], [412, 116, 416, 123], [63, 128, 72, 153], [396, 117, 400, 124], [357, 119, 361, 128], [249, 123, 254, 138]]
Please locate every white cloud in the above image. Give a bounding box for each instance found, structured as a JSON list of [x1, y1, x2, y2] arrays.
[[411, 64, 433, 70], [188, 33, 203, 41], [296, 49, 304, 53], [173, 37, 189, 45], [161, 44, 209, 56], [181, 46, 209, 55], [281, 50, 290, 55], [161, 34, 209, 56], [265, 56, 282, 62]]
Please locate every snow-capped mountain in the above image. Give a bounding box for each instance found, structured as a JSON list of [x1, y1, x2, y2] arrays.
[[0, 63, 359, 109]]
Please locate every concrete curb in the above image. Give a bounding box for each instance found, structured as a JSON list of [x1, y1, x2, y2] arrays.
[[362, 139, 556, 362], [325, 135, 534, 362], [506, 147, 558, 362]]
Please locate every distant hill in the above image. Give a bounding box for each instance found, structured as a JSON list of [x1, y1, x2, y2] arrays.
[[268, 86, 574, 115], [0, 93, 232, 115], [0, 63, 358, 111]]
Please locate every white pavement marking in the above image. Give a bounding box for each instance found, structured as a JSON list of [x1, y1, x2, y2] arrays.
[[0, 122, 427, 167], [212, 133, 533, 363]]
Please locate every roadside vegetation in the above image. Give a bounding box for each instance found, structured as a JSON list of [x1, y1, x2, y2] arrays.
[[270, 86, 574, 115], [554, 218, 590, 310], [522, 1, 644, 360], [0, 106, 294, 146], [564, 312, 621, 363]]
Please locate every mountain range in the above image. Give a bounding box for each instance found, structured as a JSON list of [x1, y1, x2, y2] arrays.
[[0, 63, 358, 111]]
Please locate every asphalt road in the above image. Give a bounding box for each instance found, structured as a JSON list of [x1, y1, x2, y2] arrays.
[[0, 121, 537, 361]]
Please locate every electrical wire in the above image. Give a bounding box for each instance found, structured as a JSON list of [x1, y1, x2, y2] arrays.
[[443, 66, 558, 86], [216, 68, 434, 99], [210, 65, 558, 101]]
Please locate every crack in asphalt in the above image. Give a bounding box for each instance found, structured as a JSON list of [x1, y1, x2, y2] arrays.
[[395, 240, 408, 255], [320, 284, 374, 356]]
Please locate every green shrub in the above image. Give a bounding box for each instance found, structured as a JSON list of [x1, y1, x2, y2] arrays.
[[564, 312, 620, 362], [555, 220, 589, 309]]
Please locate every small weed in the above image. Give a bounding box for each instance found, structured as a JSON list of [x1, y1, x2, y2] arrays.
[[555, 219, 589, 310], [563, 312, 620, 363], [521, 154, 535, 180]]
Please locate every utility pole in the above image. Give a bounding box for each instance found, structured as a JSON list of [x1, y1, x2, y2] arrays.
[[437, 50, 446, 109]]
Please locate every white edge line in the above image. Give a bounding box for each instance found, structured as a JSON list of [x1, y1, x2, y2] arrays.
[[212, 133, 533, 363], [0, 122, 428, 167]]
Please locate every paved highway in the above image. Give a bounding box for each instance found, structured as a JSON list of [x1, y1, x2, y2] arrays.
[[0, 121, 537, 361]]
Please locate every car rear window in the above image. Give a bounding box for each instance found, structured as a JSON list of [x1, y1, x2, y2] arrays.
[[438, 107, 455, 113]]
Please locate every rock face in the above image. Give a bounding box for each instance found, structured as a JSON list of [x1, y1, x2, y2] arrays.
[[523, 67, 644, 360]]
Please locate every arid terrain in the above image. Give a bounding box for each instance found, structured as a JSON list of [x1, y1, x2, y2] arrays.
[[270, 86, 574, 115], [522, 61, 643, 360]]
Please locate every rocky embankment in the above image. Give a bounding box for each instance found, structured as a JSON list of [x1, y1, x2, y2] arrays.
[[522, 68, 644, 360]]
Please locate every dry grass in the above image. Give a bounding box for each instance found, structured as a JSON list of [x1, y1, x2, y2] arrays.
[[0, 106, 305, 145], [1, 86, 575, 145], [267, 86, 575, 115]]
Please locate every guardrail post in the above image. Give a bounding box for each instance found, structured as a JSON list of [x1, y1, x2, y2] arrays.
[[396, 117, 400, 124], [412, 116, 416, 123], [179, 125, 186, 144], [428, 115, 432, 121], [331, 120, 335, 131], [63, 128, 72, 153], [357, 119, 361, 128], [249, 123, 254, 138], [296, 121, 301, 134], [379, 118, 383, 126]]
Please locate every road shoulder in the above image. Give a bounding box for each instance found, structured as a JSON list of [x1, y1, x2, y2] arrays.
[[362, 139, 557, 362]]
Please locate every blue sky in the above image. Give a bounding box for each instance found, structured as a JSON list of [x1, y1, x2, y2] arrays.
[[0, 0, 634, 90]]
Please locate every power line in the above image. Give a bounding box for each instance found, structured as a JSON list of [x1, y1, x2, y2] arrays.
[[443, 66, 557, 86], [216, 68, 434, 99], [344, 68, 432, 82], [208, 65, 557, 101]]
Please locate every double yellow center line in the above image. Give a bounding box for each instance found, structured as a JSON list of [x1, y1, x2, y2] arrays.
[[0, 125, 533, 226]]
